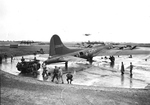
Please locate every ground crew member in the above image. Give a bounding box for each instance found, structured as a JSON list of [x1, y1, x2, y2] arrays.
[[130, 62, 133, 76], [4, 53, 7, 61], [58, 67, 64, 84], [112, 56, 115, 67], [21, 56, 25, 62], [51, 66, 59, 83], [34, 57, 37, 60], [129, 55, 132, 58], [66, 72, 73, 84], [121, 62, 125, 75], [0, 55, 2, 64], [104, 56, 108, 59], [112, 56, 115, 62], [109, 56, 115, 68], [11, 55, 13, 62], [42, 63, 48, 79]]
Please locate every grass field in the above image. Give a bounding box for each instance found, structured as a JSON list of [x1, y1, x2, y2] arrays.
[[1, 40, 150, 58], [0, 45, 49, 57], [0, 43, 80, 58]]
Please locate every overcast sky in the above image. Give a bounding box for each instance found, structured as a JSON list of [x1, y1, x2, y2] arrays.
[[0, 0, 150, 43]]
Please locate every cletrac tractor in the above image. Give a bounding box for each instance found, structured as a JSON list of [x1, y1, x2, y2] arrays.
[[16, 59, 40, 77]]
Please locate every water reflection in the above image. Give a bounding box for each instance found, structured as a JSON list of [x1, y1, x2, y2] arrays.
[[130, 74, 133, 88], [110, 62, 115, 68], [120, 73, 133, 88], [0, 55, 150, 89], [0, 56, 36, 75], [121, 74, 124, 86]]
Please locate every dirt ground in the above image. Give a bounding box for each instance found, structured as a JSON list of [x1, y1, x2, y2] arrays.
[[1, 70, 150, 105]]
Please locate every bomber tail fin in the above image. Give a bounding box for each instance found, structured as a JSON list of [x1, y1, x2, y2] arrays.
[[49, 34, 79, 56]]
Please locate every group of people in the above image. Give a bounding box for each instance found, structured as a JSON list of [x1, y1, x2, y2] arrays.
[[0, 53, 8, 63], [121, 62, 134, 76], [0, 53, 14, 63], [103, 55, 134, 76], [42, 63, 73, 84], [101, 55, 116, 68], [109, 56, 115, 68], [107, 55, 134, 76]]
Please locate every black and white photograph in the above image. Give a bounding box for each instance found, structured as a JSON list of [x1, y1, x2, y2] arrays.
[[0, 0, 150, 105]]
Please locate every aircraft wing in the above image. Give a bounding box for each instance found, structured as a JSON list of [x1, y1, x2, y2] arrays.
[[59, 56, 87, 62]]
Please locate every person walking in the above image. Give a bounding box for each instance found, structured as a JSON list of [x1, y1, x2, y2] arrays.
[[51, 66, 59, 83], [42, 63, 48, 79]]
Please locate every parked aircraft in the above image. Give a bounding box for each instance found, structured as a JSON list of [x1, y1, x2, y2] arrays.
[[112, 44, 137, 50], [43, 35, 149, 66], [43, 34, 111, 65]]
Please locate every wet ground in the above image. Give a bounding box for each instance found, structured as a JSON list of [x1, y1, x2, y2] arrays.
[[74, 54, 150, 88], [0, 52, 150, 89]]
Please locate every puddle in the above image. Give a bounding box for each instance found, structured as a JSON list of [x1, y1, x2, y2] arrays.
[[0, 54, 150, 89]]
